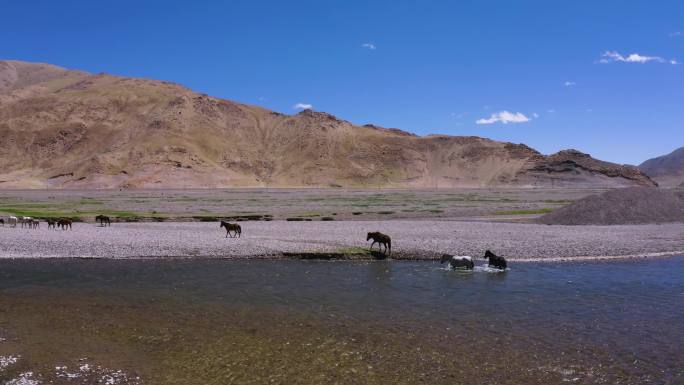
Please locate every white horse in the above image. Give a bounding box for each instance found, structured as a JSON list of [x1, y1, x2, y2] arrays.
[[20, 216, 33, 228], [440, 254, 475, 270], [8, 216, 18, 228]]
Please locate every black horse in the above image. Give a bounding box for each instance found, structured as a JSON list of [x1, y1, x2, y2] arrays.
[[367, 232, 391, 256], [440, 254, 474, 270], [95, 215, 111, 226], [483, 250, 507, 270], [47, 219, 57, 230], [0, 218, 4, 227], [220, 221, 242, 238]]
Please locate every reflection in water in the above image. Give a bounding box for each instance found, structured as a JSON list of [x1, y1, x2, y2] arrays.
[[0, 257, 682, 384]]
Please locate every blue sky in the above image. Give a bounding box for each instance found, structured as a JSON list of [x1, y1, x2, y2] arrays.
[[2, 0, 683, 164]]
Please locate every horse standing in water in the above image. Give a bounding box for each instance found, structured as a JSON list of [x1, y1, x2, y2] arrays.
[[47, 219, 57, 230], [440, 254, 474, 270], [0, 218, 4, 227], [483, 250, 507, 270], [367, 232, 391, 256], [220, 221, 241, 238], [8, 216, 17, 228], [96, 215, 111, 226]]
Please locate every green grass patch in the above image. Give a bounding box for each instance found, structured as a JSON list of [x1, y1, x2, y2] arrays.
[[335, 247, 372, 256]]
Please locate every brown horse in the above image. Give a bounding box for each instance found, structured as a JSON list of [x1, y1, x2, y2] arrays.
[[220, 221, 241, 238], [367, 231, 391, 256], [95, 215, 111, 226], [57, 218, 73, 230], [47, 219, 57, 230]]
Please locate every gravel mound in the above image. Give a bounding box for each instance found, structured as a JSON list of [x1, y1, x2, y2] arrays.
[[538, 187, 684, 225]]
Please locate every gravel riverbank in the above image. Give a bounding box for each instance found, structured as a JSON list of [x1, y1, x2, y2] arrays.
[[1, 220, 683, 260]]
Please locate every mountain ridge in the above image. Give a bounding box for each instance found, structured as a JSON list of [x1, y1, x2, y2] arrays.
[[639, 147, 684, 187], [0, 60, 655, 189]]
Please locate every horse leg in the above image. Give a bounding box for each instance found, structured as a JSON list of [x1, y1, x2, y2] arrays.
[[369, 241, 376, 251]]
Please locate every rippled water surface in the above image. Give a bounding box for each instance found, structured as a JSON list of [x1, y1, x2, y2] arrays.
[[0, 257, 682, 384]]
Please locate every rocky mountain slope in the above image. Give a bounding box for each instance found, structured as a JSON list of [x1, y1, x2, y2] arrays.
[[0, 60, 655, 189], [639, 147, 684, 187]]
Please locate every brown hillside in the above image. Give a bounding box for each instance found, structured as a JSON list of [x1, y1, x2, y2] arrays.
[[0, 60, 656, 189]]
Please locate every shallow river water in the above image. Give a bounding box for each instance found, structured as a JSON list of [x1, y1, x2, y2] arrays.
[[0, 257, 682, 384]]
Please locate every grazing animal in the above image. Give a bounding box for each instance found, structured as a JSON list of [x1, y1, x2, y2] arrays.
[[440, 254, 474, 270], [47, 219, 57, 230], [8, 216, 18, 228], [31, 220, 40, 229], [0, 218, 4, 227], [57, 218, 73, 230], [483, 250, 507, 270], [220, 221, 241, 238], [367, 232, 391, 256], [96, 215, 111, 227]]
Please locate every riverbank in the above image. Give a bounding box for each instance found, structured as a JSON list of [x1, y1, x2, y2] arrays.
[[1, 220, 683, 260]]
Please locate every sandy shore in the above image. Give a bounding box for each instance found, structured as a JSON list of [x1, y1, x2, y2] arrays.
[[0, 220, 683, 260]]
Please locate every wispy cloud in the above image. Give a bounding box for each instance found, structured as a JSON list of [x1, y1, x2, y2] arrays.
[[361, 43, 376, 50], [597, 51, 677, 65], [293, 103, 313, 110], [532, 112, 540, 118], [669, 31, 682, 37], [476, 111, 530, 125], [564, 81, 576, 87]]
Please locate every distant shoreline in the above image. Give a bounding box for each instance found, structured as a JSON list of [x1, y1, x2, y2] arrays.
[[1, 221, 683, 262]]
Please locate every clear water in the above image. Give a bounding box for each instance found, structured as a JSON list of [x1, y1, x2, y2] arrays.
[[0, 257, 682, 384]]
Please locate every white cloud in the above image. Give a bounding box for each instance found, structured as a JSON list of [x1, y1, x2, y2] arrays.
[[547, 109, 556, 113], [532, 112, 539, 118], [669, 31, 682, 37], [564, 81, 576, 86], [293, 103, 313, 110], [597, 51, 677, 65], [476, 111, 530, 125], [361, 43, 376, 50]]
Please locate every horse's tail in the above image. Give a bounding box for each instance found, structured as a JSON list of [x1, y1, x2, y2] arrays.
[[237, 225, 242, 237], [387, 240, 391, 256]]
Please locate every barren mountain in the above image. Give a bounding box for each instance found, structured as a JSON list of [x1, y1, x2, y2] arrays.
[[0, 60, 655, 189], [639, 147, 684, 187]]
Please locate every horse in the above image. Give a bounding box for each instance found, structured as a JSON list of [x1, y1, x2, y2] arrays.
[[31, 219, 40, 229], [220, 221, 241, 238], [440, 254, 474, 270], [8, 216, 17, 228], [20, 216, 33, 228], [483, 250, 507, 270], [0, 218, 3, 227], [57, 218, 73, 230], [47, 219, 57, 230], [367, 232, 391, 256], [95, 215, 111, 227]]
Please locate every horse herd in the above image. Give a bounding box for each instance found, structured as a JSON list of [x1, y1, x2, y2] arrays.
[[1, 216, 76, 230], [0, 218, 507, 270]]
